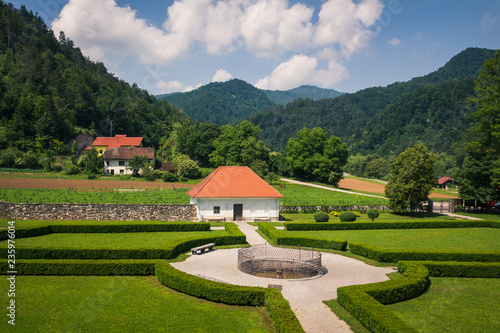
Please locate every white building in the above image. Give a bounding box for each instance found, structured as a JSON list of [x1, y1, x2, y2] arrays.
[[103, 147, 155, 175], [187, 166, 283, 222]]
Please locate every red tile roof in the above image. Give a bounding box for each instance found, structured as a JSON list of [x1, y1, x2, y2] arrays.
[[92, 135, 143, 148], [187, 166, 283, 198], [102, 147, 154, 160], [158, 162, 178, 171], [437, 176, 452, 185]]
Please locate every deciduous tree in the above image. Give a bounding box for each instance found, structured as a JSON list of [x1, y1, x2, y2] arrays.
[[385, 144, 436, 212]]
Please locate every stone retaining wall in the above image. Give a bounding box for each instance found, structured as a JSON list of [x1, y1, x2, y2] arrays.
[[0, 202, 196, 221]]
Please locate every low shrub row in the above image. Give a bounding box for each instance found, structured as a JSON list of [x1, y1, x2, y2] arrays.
[[0, 259, 156, 275], [349, 242, 500, 263], [258, 222, 347, 251], [280, 206, 389, 214], [337, 262, 430, 333], [0, 223, 247, 260], [399, 260, 500, 278], [0, 222, 211, 239], [285, 220, 499, 231], [155, 262, 304, 333]]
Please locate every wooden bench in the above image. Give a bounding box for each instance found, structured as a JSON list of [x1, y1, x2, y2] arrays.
[[253, 217, 271, 222], [203, 216, 225, 222], [191, 243, 215, 255]]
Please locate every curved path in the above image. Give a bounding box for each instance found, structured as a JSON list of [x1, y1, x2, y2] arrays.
[[173, 222, 395, 333]]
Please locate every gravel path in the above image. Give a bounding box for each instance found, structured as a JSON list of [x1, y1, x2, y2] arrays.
[[173, 222, 395, 333]]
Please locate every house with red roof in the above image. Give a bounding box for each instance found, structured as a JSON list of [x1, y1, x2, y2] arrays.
[[187, 166, 283, 222], [103, 147, 155, 175], [86, 135, 143, 156], [436, 176, 458, 189]]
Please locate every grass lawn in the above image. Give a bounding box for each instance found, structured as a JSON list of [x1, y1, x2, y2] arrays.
[[0, 187, 190, 204], [283, 228, 500, 252], [0, 276, 274, 333], [386, 277, 500, 333], [274, 184, 388, 207], [0, 219, 201, 228], [0, 231, 227, 249]]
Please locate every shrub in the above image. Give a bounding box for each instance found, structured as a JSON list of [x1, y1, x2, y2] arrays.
[[367, 209, 380, 221], [339, 211, 357, 222], [314, 211, 330, 222], [162, 171, 179, 182], [329, 211, 340, 217]]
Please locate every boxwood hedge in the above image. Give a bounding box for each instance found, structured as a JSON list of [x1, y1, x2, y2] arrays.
[[0, 259, 156, 275], [285, 220, 499, 231], [399, 260, 500, 278], [258, 222, 347, 250], [349, 242, 500, 263]]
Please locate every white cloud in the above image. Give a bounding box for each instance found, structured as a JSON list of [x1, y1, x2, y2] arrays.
[[388, 37, 402, 46], [212, 69, 233, 82], [52, 0, 385, 91], [156, 80, 183, 93]]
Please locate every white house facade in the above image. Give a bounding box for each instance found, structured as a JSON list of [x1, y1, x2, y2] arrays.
[[103, 147, 155, 175], [187, 166, 283, 222]]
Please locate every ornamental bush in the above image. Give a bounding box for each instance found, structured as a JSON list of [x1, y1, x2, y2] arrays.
[[339, 211, 357, 222], [314, 211, 330, 222], [367, 209, 380, 221], [162, 171, 179, 182]]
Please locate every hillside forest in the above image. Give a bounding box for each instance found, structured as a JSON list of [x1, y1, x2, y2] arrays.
[[0, 2, 498, 201]]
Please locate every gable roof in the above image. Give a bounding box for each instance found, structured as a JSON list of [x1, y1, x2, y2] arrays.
[[92, 135, 143, 148], [102, 147, 154, 160], [187, 166, 283, 198], [158, 162, 178, 171], [437, 176, 453, 185]]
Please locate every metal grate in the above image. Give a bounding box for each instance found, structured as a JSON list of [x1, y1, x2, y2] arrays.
[[238, 244, 322, 279]]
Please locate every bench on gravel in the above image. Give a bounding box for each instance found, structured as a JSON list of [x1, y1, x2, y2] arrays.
[[203, 216, 225, 222], [191, 243, 215, 255], [253, 217, 271, 222]]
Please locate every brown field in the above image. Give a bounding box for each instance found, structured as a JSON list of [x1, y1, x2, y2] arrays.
[[0, 177, 193, 189], [339, 178, 455, 199]]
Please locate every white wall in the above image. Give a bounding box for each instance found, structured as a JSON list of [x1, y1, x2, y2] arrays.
[[191, 197, 280, 222], [104, 158, 154, 176]]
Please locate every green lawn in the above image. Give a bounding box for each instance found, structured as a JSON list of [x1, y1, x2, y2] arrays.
[[283, 228, 500, 252], [386, 277, 500, 333], [274, 184, 388, 207], [0, 187, 190, 204], [0, 276, 274, 333], [0, 219, 198, 228], [0, 231, 227, 249]]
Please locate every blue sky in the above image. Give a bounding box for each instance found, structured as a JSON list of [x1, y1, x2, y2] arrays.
[[10, 0, 500, 94]]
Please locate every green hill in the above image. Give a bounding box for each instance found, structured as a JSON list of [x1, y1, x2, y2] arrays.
[[262, 85, 344, 104], [0, 1, 187, 151], [247, 48, 496, 152], [156, 79, 275, 125]]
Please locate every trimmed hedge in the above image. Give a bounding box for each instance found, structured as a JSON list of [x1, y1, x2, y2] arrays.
[[0, 223, 247, 260], [337, 262, 430, 333], [339, 211, 357, 222], [0, 259, 156, 275], [314, 211, 329, 222], [258, 222, 347, 251], [349, 242, 500, 263], [285, 220, 499, 231], [0, 222, 211, 239], [399, 260, 500, 278], [156, 261, 304, 333]]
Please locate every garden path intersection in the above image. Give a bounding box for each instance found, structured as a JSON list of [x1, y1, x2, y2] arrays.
[[173, 222, 395, 333]]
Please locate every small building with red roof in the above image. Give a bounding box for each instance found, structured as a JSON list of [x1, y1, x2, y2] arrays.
[[103, 147, 154, 175], [436, 176, 458, 189], [86, 135, 143, 156], [187, 166, 283, 222]]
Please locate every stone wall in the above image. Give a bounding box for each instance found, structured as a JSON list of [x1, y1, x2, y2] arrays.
[[0, 202, 196, 221]]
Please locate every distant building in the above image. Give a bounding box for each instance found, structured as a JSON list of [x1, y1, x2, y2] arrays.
[[187, 166, 283, 222], [158, 162, 178, 173], [103, 147, 154, 175], [436, 176, 458, 189], [86, 135, 143, 156]]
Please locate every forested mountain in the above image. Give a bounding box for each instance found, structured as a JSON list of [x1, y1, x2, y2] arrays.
[[156, 79, 275, 125], [0, 1, 187, 152], [262, 85, 344, 104], [247, 48, 496, 152]]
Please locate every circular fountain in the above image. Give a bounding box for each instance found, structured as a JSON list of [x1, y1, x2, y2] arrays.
[[237, 244, 324, 279]]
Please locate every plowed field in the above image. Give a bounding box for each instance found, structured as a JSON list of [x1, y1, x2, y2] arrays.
[[338, 178, 455, 199]]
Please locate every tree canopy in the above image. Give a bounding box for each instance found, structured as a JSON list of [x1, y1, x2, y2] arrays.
[[286, 127, 348, 186], [385, 144, 436, 212]]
